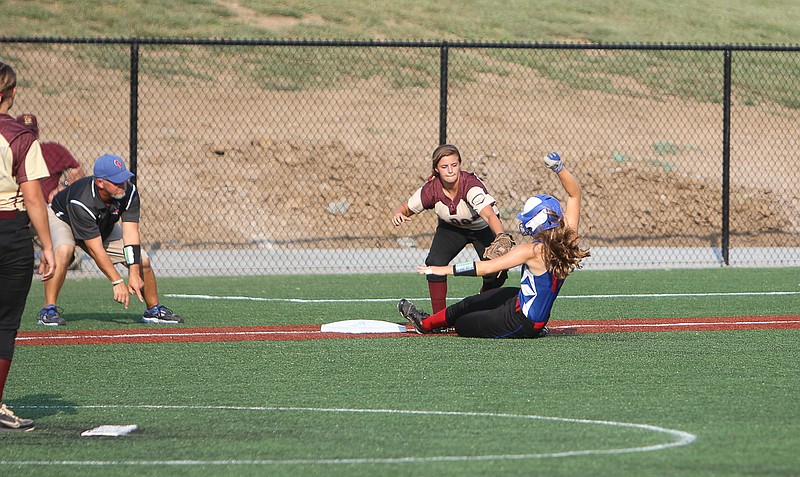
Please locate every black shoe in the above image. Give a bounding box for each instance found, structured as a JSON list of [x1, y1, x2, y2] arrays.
[[141, 305, 184, 324], [398, 299, 430, 334]]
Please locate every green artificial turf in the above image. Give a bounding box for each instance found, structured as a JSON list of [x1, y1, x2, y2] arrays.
[[2, 268, 798, 476]]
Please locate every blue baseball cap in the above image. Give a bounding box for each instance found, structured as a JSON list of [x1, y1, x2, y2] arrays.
[[93, 154, 134, 183]]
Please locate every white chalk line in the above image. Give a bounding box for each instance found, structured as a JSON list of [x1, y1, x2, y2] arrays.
[[1, 405, 696, 466], [165, 290, 800, 303], [16, 330, 314, 342], [551, 319, 800, 330]]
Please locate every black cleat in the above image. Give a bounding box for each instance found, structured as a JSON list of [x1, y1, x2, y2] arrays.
[[398, 299, 431, 334]]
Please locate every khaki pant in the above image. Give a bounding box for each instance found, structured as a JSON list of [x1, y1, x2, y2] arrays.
[[48, 206, 146, 265]]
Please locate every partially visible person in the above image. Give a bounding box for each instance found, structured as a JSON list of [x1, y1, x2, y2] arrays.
[[15, 113, 85, 203], [0, 61, 56, 431], [398, 152, 590, 338], [37, 153, 184, 326], [16, 113, 85, 270], [392, 144, 510, 314]]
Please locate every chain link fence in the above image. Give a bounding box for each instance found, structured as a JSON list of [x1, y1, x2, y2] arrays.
[[2, 39, 799, 275]]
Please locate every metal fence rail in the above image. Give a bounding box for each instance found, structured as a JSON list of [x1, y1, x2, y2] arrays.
[[2, 38, 798, 275]]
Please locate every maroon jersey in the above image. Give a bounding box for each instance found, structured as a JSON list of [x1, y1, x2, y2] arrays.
[[0, 114, 49, 211], [407, 171, 498, 231], [39, 142, 80, 201]]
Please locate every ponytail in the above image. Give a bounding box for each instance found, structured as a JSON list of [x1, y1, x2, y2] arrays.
[[535, 218, 591, 279]]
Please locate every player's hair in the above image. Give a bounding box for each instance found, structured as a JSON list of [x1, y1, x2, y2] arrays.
[[431, 144, 462, 176], [535, 216, 590, 279], [0, 62, 17, 102]]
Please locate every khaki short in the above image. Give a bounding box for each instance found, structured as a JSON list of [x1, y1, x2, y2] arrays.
[[48, 206, 146, 265]]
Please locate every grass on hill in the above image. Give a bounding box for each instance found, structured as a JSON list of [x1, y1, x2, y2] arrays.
[[2, 0, 799, 44]]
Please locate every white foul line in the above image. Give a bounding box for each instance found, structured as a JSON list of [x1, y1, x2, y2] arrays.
[[165, 290, 800, 303], [551, 320, 800, 330], [1, 405, 696, 466], [14, 330, 318, 343]]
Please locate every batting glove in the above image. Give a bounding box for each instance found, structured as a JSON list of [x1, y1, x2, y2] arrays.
[[543, 152, 564, 173]]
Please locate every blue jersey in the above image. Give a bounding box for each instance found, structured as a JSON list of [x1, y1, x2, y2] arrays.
[[517, 263, 564, 329]]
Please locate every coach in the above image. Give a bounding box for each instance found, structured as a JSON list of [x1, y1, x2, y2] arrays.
[[37, 154, 184, 326]]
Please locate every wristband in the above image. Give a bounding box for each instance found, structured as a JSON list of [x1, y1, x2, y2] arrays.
[[123, 244, 142, 266], [453, 261, 477, 276], [112, 279, 125, 286]]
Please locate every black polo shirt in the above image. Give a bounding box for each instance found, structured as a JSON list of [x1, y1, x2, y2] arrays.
[[50, 176, 140, 242]]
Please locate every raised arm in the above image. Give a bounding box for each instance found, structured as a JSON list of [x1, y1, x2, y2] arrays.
[[543, 152, 581, 233]]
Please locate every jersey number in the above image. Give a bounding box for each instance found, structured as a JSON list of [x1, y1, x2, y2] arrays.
[[450, 218, 473, 226]]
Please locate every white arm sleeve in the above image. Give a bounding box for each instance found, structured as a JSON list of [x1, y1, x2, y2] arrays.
[[466, 186, 496, 213], [406, 187, 425, 214]]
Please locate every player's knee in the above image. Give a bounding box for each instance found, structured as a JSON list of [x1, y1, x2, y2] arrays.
[[54, 244, 75, 263], [0, 330, 17, 360], [482, 275, 507, 291], [425, 253, 451, 267]]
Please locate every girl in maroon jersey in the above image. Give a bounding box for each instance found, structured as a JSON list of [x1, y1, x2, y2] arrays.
[[398, 152, 590, 338], [392, 144, 510, 314], [0, 61, 55, 430]]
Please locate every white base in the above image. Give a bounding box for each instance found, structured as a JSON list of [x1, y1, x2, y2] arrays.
[[321, 319, 407, 334], [81, 424, 139, 437]]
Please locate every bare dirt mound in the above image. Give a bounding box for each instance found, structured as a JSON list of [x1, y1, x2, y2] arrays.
[[190, 137, 798, 249]]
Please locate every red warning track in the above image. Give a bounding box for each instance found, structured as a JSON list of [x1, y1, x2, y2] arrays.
[[16, 315, 800, 346]]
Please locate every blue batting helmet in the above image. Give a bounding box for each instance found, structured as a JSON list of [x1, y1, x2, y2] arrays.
[[516, 194, 563, 236]]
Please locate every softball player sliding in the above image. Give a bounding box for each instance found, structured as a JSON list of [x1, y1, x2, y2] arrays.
[[399, 152, 590, 339], [392, 144, 509, 314]]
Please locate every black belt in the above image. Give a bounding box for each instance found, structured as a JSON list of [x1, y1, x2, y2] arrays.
[[0, 210, 20, 220]]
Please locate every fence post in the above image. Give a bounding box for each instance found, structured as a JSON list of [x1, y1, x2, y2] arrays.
[[129, 42, 139, 181], [721, 48, 732, 265], [439, 43, 449, 145]]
